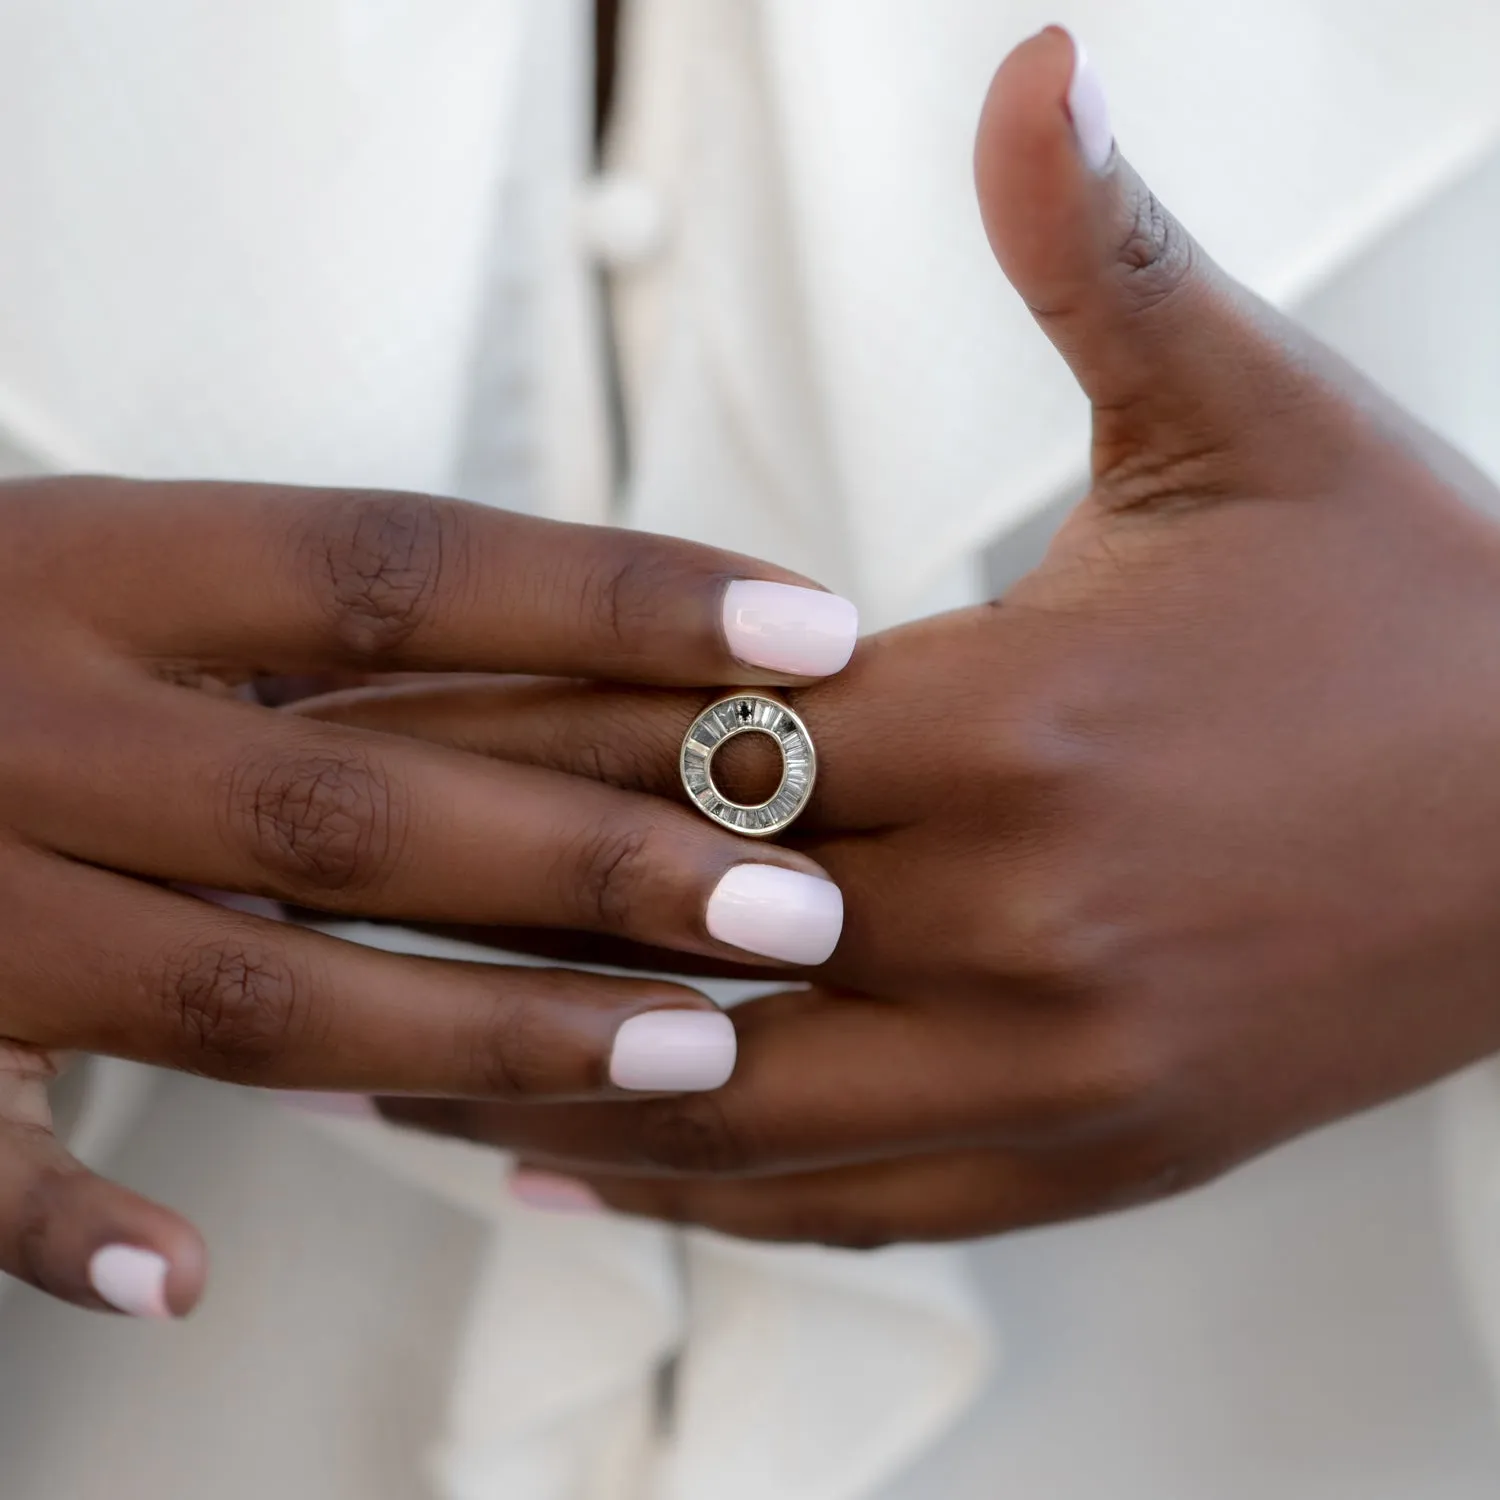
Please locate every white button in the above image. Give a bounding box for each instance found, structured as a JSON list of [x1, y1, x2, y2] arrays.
[[577, 173, 670, 269]]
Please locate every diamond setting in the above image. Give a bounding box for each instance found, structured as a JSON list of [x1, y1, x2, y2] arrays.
[[680, 693, 816, 838]]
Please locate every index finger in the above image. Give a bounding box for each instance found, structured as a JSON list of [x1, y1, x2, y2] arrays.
[[28, 478, 858, 684]]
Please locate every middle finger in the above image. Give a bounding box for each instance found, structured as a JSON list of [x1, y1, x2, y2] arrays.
[[11, 677, 846, 969]]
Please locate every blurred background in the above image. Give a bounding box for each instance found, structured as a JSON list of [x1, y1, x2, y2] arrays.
[[0, 3, 1498, 1497]]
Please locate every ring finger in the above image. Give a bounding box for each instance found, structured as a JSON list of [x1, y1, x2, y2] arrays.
[[0, 851, 740, 1099], [9, 677, 846, 970]]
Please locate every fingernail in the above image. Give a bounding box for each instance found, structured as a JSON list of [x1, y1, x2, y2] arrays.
[[1063, 33, 1113, 173], [279, 1091, 380, 1122], [89, 1244, 173, 1320], [175, 885, 287, 922], [723, 581, 859, 678], [706, 864, 844, 965], [510, 1169, 605, 1215], [609, 1009, 737, 1093]]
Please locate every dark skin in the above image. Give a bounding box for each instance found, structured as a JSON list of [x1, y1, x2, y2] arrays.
[[0, 484, 850, 1312], [302, 28, 1500, 1247]]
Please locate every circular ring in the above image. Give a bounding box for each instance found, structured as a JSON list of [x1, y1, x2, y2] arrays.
[[680, 693, 817, 838]]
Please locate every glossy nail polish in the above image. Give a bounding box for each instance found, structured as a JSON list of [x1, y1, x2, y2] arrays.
[[723, 581, 858, 677], [609, 1010, 737, 1093], [706, 864, 844, 965]]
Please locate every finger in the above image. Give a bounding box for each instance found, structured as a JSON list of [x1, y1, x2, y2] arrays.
[[0, 1043, 206, 1316], [288, 668, 1014, 995], [378, 983, 1106, 1178], [510, 1149, 1101, 1247], [0, 853, 739, 1099], [288, 669, 1030, 999], [18, 681, 845, 969], [23, 478, 858, 683], [406, 821, 990, 995], [406, 924, 784, 984], [287, 655, 924, 833], [974, 29, 1320, 474]]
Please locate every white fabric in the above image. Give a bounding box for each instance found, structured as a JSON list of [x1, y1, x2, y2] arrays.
[[0, 3, 1499, 1497]]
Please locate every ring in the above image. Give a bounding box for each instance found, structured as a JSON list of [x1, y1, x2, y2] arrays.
[[680, 693, 817, 837]]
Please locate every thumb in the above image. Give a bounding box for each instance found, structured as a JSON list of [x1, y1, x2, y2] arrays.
[[0, 1046, 205, 1318], [975, 29, 1298, 477]]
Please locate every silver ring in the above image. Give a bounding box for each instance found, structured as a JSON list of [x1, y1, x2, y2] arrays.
[[680, 693, 816, 837]]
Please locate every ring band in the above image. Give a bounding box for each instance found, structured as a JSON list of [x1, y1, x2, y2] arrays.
[[680, 693, 816, 837]]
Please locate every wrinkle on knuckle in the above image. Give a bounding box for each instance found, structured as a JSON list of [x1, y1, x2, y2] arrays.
[[1111, 183, 1196, 317], [467, 992, 554, 1099], [571, 736, 615, 787], [1096, 430, 1239, 512], [550, 718, 657, 792], [304, 492, 459, 663], [634, 1094, 751, 1176], [579, 549, 708, 660], [228, 746, 401, 898], [591, 556, 642, 654], [585, 548, 697, 658], [157, 936, 305, 1081], [574, 820, 656, 933]]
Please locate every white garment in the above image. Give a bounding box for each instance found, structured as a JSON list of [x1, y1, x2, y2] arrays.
[[1, 3, 1500, 1498]]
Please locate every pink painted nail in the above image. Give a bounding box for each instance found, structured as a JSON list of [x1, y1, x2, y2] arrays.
[[510, 1170, 605, 1215], [89, 1244, 173, 1319], [723, 581, 858, 678], [609, 1010, 737, 1093], [1063, 33, 1114, 173], [706, 864, 844, 965], [174, 885, 288, 922]]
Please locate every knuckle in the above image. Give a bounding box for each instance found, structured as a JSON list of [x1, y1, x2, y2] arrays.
[[467, 993, 554, 1099], [634, 1094, 753, 1176], [989, 997, 1174, 1147], [970, 684, 1101, 806], [14, 1162, 82, 1296], [157, 936, 307, 1081], [573, 819, 658, 933], [1111, 181, 1196, 317], [1038, 1006, 1178, 1141], [995, 879, 1112, 992], [1060, 1033, 1168, 1128], [303, 492, 460, 663], [585, 546, 703, 659], [1096, 433, 1240, 512], [551, 710, 665, 793], [228, 745, 403, 898]]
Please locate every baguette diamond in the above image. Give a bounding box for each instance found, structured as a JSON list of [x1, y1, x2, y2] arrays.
[[680, 694, 817, 837]]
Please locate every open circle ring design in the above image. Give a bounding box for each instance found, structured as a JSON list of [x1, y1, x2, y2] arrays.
[[680, 693, 816, 837]]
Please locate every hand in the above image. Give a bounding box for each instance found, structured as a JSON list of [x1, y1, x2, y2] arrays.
[[0, 478, 855, 1312], [305, 29, 1500, 1248]]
